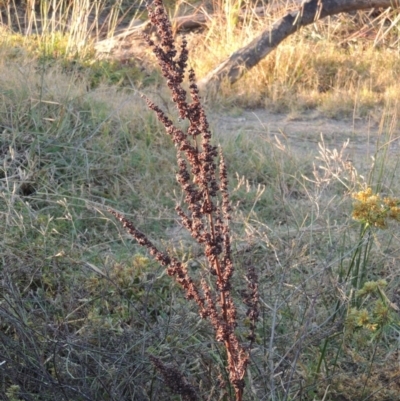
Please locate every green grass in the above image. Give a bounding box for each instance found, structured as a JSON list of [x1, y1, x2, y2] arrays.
[[1, 1, 400, 400]]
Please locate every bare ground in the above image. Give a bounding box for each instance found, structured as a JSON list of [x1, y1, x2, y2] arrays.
[[209, 109, 400, 166]]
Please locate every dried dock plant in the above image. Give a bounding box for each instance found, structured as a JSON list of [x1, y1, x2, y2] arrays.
[[109, 1, 259, 400]]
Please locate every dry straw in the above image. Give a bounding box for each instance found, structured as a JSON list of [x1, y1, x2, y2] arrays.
[[108, 0, 259, 400]]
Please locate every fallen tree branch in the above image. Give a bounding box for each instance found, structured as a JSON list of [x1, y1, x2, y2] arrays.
[[198, 0, 400, 91], [94, 3, 297, 59]]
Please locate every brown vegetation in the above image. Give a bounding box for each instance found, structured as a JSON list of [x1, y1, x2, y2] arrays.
[[108, 1, 259, 399]]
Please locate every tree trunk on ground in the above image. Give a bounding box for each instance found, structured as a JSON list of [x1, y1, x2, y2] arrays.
[[94, 2, 303, 61], [198, 0, 400, 91]]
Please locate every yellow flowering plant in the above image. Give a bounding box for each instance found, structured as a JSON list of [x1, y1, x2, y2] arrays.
[[318, 191, 400, 388], [352, 187, 400, 229], [341, 187, 400, 292], [346, 280, 397, 336]]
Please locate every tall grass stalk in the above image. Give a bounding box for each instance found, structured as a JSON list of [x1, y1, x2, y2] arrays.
[[1, 0, 138, 56]]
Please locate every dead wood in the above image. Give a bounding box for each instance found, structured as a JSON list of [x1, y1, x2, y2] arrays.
[[93, 3, 288, 60], [94, 12, 209, 60], [198, 0, 400, 91]]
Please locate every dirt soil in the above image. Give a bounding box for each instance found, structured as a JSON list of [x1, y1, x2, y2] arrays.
[[209, 109, 400, 166]]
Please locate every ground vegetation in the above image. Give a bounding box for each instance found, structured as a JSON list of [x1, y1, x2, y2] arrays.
[[1, 1, 400, 400]]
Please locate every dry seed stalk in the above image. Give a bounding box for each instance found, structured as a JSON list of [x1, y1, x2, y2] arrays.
[[109, 1, 259, 399]]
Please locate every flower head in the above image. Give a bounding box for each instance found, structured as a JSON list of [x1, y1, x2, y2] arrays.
[[351, 187, 400, 229]]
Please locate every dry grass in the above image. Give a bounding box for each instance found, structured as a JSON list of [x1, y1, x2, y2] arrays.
[[189, 2, 400, 117], [1, 1, 400, 400]]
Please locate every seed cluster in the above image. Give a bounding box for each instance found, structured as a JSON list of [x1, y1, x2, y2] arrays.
[[149, 356, 199, 401], [110, 1, 259, 400]]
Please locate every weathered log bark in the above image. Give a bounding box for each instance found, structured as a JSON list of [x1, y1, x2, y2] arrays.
[[95, 2, 307, 60], [94, 13, 208, 58], [94, 5, 267, 50], [198, 0, 400, 91]]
